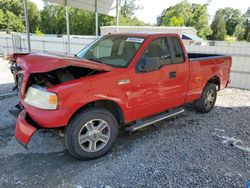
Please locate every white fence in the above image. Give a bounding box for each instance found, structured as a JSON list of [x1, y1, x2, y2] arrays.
[[0, 34, 96, 56], [0, 34, 250, 89]]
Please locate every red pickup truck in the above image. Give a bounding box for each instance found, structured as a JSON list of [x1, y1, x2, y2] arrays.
[[10, 33, 231, 159]]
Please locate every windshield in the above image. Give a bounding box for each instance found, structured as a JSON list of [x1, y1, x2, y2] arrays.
[[76, 35, 145, 68]]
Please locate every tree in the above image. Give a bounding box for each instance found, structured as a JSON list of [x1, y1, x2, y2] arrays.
[[0, 10, 5, 30], [157, 0, 192, 26], [0, 0, 23, 16], [120, 0, 142, 18], [117, 16, 145, 26], [188, 3, 212, 38], [0, 0, 40, 33], [247, 32, 250, 42], [118, 0, 145, 26], [220, 8, 243, 36], [210, 11, 227, 40], [0, 0, 24, 32], [234, 17, 246, 41], [244, 10, 250, 40], [27, 0, 40, 33], [210, 8, 247, 41], [40, 5, 118, 35], [157, 0, 212, 39], [0, 10, 25, 32], [169, 16, 184, 27], [69, 9, 96, 35]]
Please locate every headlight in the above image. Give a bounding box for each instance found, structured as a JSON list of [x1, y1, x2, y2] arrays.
[[24, 86, 58, 110]]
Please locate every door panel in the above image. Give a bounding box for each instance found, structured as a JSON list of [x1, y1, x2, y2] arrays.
[[130, 36, 189, 121], [159, 63, 188, 109], [130, 70, 163, 120]]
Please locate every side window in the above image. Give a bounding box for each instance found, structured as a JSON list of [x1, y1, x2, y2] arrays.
[[170, 37, 185, 63], [136, 38, 172, 73]]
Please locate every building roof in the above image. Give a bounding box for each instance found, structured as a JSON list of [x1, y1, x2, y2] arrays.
[[101, 26, 197, 32]]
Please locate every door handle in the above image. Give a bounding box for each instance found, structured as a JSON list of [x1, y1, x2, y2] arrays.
[[118, 79, 131, 85], [169, 71, 177, 79]]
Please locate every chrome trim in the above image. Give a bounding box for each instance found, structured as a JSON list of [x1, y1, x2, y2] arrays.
[[118, 79, 131, 85]]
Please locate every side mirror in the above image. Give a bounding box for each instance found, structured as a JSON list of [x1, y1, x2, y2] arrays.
[[136, 57, 160, 73]]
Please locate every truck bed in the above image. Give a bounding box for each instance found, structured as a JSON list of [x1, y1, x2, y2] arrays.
[[186, 52, 231, 103], [188, 53, 227, 61]]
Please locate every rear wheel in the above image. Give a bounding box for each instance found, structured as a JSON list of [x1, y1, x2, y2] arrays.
[[194, 83, 217, 113], [65, 107, 118, 160]]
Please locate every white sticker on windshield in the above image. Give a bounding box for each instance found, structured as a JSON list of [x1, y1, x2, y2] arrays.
[[126, 37, 144, 43]]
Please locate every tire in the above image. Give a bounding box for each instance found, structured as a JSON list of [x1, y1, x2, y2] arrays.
[[65, 107, 119, 160], [194, 83, 217, 113]]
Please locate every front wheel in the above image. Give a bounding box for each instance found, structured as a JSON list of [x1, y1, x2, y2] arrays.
[[194, 83, 217, 113], [65, 107, 119, 160]]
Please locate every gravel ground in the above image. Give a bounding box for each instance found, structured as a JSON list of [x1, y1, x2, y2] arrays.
[[0, 60, 249, 188]]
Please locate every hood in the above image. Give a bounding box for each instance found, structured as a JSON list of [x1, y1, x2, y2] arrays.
[[16, 53, 113, 73]]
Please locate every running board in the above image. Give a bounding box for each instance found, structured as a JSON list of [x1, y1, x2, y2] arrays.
[[125, 108, 185, 132]]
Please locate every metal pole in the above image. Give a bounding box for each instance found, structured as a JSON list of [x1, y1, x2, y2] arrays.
[[95, 0, 98, 37], [116, 0, 120, 33], [23, 0, 31, 52], [65, 0, 70, 55]]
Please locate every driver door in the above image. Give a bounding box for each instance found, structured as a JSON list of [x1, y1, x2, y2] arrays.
[[130, 37, 172, 120]]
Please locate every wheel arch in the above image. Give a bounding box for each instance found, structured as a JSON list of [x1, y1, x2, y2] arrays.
[[68, 99, 125, 126], [206, 75, 221, 91]]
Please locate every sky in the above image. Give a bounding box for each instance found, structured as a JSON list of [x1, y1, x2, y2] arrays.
[[31, 0, 249, 24]]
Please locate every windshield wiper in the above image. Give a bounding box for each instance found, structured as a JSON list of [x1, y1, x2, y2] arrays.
[[87, 58, 103, 64]]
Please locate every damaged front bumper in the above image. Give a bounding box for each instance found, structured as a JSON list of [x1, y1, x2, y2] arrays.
[[15, 110, 37, 146]]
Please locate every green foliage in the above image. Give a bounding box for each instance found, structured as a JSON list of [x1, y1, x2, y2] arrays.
[[120, 16, 145, 26], [224, 35, 236, 42], [40, 2, 146, 35], [247, 32, 250, 42], [40, 5, 116, 35], [244, 19, 250, 40], [234, 20, 246, 41], [158, 0, 192, 26], [27, 1, 40, 33], [34, 27, 44, 36], [120, 0, 142, 18], [0, 0, 23, 16], [157, 0, 212, 39], [210, 11, 227, 40], [169, 16, 184, 27], [189, 3, 212, 39], [0, 10, 5, 30], [210, 8, 246, 41], [0, 0, 39, 33], [108, 15, 145, 26], [0, 10, 25, 32], [119, 0, 145, 26], [220, 8, 243, 36], [0, 0, 145, 35]]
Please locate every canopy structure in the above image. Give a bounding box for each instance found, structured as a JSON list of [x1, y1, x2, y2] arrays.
[[22, 0, 120, 55], [44, 0, 118, 16]]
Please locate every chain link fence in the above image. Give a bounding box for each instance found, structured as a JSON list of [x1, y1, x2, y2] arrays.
[[0, 33, 96, 56]]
